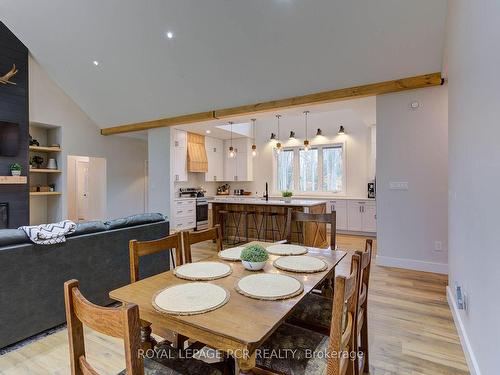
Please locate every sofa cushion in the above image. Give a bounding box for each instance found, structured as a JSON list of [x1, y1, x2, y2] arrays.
[[67, 221, 107, 237], [105, 213, 165, 230], [0, 229, 30, 246]]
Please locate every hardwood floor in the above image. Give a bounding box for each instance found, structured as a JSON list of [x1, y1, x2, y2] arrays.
[[0, 235, 468, 375]]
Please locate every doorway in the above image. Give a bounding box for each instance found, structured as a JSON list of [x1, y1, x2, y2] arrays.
[[67, 155, 107, 222]]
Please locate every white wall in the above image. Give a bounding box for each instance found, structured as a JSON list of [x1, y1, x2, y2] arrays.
[[226, 109, 374, 198], [29, 56, 147, 219], [376, 85, 448, 274], [147, 127, 171, 217], [446, 1, 500, 374]]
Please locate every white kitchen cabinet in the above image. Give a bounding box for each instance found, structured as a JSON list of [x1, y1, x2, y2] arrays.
[[347, 200, 376, 233], [329, 200, 348, 231], [223, 138, 253, 181], [205, 136, 224, 182], [172, 199, 196, 231], [172, 129, 187, 182], [362, 202, 377, 232]]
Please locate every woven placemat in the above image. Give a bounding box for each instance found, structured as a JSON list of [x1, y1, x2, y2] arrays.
[[218, 246, 245, 261], [273, 255, 328, 273], [266, 244, 308, 256], [174, 262, 232, 281], [235, 273, 303, 300], [152, 283, 230, 316]]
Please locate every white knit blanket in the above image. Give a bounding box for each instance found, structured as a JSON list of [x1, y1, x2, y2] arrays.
[[20, 220, 77, 245]]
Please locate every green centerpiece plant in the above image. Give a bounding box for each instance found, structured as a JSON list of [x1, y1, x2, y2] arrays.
[[240, 244, 269, 271]]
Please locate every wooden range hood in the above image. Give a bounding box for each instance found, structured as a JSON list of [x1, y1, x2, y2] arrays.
[[187, 132, 208, 172]]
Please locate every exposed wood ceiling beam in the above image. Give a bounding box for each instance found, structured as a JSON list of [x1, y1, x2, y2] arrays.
[[101, 72, 442, 135]]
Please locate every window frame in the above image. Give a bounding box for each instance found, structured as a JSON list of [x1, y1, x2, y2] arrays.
[[273, 141, 346, 196]]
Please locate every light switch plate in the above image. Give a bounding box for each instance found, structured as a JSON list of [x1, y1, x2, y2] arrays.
[[390, 181, 409, 190]]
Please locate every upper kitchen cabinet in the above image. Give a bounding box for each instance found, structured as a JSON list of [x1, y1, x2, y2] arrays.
[[172, 129, 187, 182], [205, 136, 224, 182], [223, 138, 253, 181]]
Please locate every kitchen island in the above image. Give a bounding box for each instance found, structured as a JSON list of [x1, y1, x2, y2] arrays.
[[210, 197, 329, 248]]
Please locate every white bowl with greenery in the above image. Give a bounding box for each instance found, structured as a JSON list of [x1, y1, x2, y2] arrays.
[[240, 245, 269, 271]]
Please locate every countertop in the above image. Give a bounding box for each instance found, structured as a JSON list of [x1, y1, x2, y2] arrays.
[[207, 195, 375, 201], [208, 197, 328, 207]]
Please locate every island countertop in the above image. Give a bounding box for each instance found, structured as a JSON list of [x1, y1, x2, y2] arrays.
[[208, 197, 327, 207]]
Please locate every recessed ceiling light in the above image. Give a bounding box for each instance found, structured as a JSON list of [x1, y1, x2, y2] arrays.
[[93, 60, 99, 66], [206, 130, 211, 134], [166, 31, 174, 39]]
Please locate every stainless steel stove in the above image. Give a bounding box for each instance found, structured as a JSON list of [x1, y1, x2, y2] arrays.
[[179, 188, 208, 231]]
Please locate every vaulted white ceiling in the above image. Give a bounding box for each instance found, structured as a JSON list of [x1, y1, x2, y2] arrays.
[[0, 0, 447, 127]]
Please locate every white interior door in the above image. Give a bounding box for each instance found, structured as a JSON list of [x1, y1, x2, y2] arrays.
[[76, 160, 89, 221], [88, 157, 107, 220]]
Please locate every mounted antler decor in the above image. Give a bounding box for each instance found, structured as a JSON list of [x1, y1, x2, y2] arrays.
[[0, 64, 18, 85]]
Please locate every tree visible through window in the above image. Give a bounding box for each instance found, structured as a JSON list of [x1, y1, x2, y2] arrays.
[[322, 146, 343, 192], [275, 143, 344, 193], [299, 148, 318, 192], [276, 149, 294, 191]]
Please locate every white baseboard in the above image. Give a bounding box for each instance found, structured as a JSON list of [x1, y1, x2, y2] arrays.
[[446, 286, 481, 375], [376, 255, 448, 274]]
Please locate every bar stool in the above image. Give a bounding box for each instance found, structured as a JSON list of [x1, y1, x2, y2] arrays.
[[219, 209, 244, 245], [260, 212, 282, 242], [244, 210, 260, 241]]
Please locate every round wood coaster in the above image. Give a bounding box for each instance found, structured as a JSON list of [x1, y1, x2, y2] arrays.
[[152, 283, 230, 316], [273, 255, 328, 273], [218, 246, 245, 261], [174, 262, 232, 281], [266, 244, 308, 256], [235, 273, 303, 300]]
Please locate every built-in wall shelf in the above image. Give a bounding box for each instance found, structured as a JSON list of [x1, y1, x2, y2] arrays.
[[0, 176, 28, 184], [30, 169, 61, 173], [30, 191, 62, 196], [29, 146, 62, 153]]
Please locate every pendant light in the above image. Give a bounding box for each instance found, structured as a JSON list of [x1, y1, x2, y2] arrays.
[[228, 121, 235, 158], [275, 114, 282, 154], [337, 125, 345, 135], [251, 118, 257, 157], [303, 110, 310, 151]]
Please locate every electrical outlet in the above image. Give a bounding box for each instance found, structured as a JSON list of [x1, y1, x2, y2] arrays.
[[456, 285, 465, 310], [434, 241, 443, 252], [389, 181, 409, 190]]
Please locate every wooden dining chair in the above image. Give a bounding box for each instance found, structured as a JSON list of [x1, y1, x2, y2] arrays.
[[129, 232, 183, 283], [64, 279, 222, 375], [129, 232, 183, 348], [285, 208, 337, 250], [255, 255, 360, 375], [182, 225, 222, 264], [354, 239, 373, 375]]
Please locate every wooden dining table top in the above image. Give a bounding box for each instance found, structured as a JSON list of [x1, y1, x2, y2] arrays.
[[109, 241, 346, 354]]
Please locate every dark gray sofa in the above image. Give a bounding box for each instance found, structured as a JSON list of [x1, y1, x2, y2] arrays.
[[0, 214, 170, 349]]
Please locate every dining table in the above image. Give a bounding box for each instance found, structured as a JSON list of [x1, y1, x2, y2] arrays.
[[109, 241, 347, 374]]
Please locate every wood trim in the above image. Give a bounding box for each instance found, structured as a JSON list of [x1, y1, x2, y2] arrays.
[[215, 73, 442, 118], [0, 176, 27, 184], [100, 73, 442, 135], [100, 111, 215, 135]]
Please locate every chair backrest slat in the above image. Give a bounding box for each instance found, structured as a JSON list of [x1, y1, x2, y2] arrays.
[[182, 225, 222, 264], [327, 254, 360, 375], [64, 279, 144, 375], [129, 232, 183, 283], [286, 208, 336, 249]]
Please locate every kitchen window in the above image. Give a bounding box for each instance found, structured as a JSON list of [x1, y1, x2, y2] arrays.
[[275, 143, 344, 194]]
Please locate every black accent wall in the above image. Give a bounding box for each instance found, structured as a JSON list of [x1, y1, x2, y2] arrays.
[[0, 22, 29, 228]]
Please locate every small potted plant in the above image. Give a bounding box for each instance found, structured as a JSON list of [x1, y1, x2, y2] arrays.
[[10, 163, 22, 176], [282, 190, 293, 203], [32, 155, 44, 169], [240, 244, 269, 271]]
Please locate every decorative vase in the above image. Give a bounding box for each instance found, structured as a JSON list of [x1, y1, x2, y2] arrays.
[[241, 260, 266, 271], [47, 158, 58, 170], [11, 170, 21, 176], [284, 197, 292, 203]]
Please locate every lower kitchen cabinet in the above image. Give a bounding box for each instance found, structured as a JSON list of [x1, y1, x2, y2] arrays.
[[172, 199, 196, 231], [346, 200, 376, 233]]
